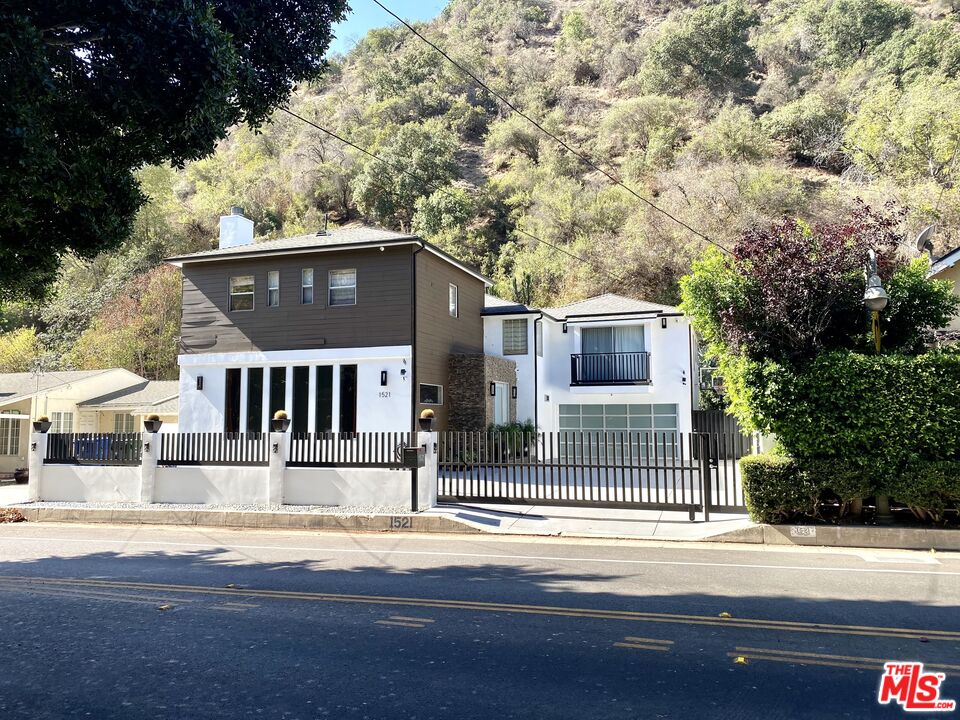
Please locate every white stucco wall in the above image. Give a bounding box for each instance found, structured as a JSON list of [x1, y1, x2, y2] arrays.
[[154, 466, 267, 505], [178, 346, 413, 433], [40, 465, 141, 502], [537, 315, 695, 435], [284, 467, 412, 507], [482, 314, 538, 425]]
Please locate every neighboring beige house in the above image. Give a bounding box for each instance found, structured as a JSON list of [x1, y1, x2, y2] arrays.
[[0, 369, 179, 475], [929, 247, 960, 332]]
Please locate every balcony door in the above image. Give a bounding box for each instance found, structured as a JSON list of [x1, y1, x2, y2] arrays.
[[579, 326, 646, 383]]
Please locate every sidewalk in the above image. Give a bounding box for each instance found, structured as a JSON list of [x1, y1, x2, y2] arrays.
[[426, 503, 754, 540]]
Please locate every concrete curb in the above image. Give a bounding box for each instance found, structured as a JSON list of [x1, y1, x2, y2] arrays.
[[10, 506, 483, 535], [705, 523, 960, 551]]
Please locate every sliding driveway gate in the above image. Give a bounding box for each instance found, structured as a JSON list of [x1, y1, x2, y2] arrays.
[[437, 431, 751, 520]]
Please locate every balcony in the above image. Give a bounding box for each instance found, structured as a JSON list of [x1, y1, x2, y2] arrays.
[[570, 352, 651, 386]]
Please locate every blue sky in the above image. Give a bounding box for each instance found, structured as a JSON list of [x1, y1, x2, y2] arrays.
[[328, 0, 448, 55]]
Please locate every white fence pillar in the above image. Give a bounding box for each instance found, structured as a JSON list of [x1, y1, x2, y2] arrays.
[[27, 432, 46, 502], [416, 431, 438, 510], [140, 431, 158, 503], [268, 432, 287, 505]]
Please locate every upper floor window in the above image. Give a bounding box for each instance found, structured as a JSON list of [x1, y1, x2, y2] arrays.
[[267, 271, 280, 307], [329, 269, 356, 306], [503, 318, 528, 355], [114, 413, 135, 433], [301, 268, 314, 305], [229, 275, 254, 312], [581, 325, 645, 354], [448, 283, 459, 318]]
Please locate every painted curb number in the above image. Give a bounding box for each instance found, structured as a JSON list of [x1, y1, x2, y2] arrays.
[[390, 516, 412, 529], [790, 526, 816, 538]]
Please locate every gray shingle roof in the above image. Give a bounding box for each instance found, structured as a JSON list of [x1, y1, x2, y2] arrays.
[[166, 226, 418, 263], [482, 294, 537, 315], [0, 370, 115, 403], [542, 293, 678, 320], [79, 381, 179, 412]]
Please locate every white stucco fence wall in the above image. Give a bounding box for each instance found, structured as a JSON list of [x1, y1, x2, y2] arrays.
[[27, 431, 437, 510]]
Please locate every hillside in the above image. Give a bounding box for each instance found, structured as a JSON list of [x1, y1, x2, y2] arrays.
[[3, 0, 959, 378]]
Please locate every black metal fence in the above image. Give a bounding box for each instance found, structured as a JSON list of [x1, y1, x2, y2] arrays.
[[158, 432, 270, 467], [288, 432, 414, 468], [438, 430, 750, 518], [692, 410, 754, 460], [45, 433, 142, 466]]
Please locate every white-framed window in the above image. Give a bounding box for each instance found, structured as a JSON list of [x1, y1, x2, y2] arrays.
[[448, 283, 459, 318], [419, 383, 443, 405], [503, 318, 528, 355], [51, 411, 73, 434], [0, 411, 21, 455], [229, 275, 255, 312], [301, 268, 314, 305], [113, 413, 136, 433], [329, 269, 356, 306], [267, 270, 280, 307]]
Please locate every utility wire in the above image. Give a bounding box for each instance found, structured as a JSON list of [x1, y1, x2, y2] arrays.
[[279, 107, 629, 283], [370, 0, 731, 255]]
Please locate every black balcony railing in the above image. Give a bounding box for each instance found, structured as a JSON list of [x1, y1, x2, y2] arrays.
[[570, 351, 651, 386]]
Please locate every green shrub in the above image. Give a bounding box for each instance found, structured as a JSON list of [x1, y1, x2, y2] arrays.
[[885, 461, 960, 523], [740, 454, 816, 523]]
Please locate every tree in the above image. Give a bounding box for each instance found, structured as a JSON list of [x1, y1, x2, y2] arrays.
[[67, 266, 182, 380], [1, 1, 348, 301], [687, 102, 769, 163], [815, 0, 913, 69], [639, 0, 758, 95], [0, 327, 42, 373], [352, 121, 459, 230]]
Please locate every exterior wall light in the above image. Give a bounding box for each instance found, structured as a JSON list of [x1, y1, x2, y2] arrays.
[[511, 386, 518, 399], [661, 317, 668, 329], [380, 370, 388, 386], [196, 376, 204, 391], [489, 382, 496, 396]]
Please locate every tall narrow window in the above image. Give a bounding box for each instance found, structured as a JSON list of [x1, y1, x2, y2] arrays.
[[339, 364, 358, 433], [229, 275, 254, 311], [503, 318, 528, 355], [246, 368, 264, 433], [329, 269, 356, 306], [267, 271, 280, 307], [301, 268, 314, 305], [224, 368, 241, 433], [269, 367, 286, 419], [292, 366, 309, 433], [315, 366, 333, 434], [113, 413, 135, 433], [448, 283, 459, 318], [0, 412, 21, 455]]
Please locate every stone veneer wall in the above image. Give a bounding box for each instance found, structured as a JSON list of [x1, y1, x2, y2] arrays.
[[448, 354, 518, 431]]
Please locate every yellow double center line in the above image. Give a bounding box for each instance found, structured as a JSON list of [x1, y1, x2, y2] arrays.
[[3, 575, 959, 643], [730, 647, 960, 673]]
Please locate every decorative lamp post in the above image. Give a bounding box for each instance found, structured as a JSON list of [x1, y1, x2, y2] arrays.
[[863, 249, 888, 353]]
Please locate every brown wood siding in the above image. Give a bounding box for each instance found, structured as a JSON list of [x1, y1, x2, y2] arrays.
[[180, 246, 414, 353], [414, 251, 485, 431]]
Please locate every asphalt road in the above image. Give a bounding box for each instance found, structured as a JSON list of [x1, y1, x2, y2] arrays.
[[0, 524, 958, 719]]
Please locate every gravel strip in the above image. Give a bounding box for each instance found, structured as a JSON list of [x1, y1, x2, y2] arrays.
[[9, 501, 412, 516]]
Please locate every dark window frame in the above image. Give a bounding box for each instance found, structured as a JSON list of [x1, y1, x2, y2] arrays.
[[419, 383, 443, 405]]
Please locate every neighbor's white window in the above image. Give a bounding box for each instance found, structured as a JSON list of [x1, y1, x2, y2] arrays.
[[51, 411, 73, 434], [329, 269, 356, 306], [229, 275, 255, 311], [448, 283, 459, 318], [503, 318, 528, 355], [267, 270, 280, 307], [114, 413, 136, 433], [301, 268, 314, 305], [0, 412, 21, 455]]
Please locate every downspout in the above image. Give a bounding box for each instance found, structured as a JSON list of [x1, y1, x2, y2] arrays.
[[410, 241, 426, 434], [688, 322, 696, 428], [533, 312, 542, 432]]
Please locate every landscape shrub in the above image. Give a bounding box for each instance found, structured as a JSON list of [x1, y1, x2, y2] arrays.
[[740, 454, 814, 523]]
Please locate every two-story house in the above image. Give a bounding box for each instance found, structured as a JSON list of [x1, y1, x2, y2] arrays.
[[166, 209, 493, 434], [483, 293, 695, 436]]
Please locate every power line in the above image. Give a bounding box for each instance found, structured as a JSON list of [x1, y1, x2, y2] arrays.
[[279, 107, 629, 283], [369, 0, 731, 255]]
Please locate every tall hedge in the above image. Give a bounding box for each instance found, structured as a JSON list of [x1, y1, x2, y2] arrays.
[[747, 349, 960, 485]]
